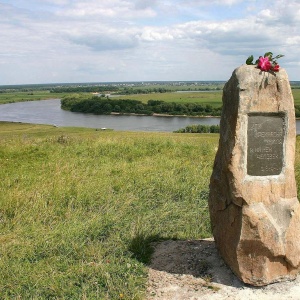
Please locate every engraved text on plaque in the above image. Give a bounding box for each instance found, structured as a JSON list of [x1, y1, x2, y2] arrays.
[[247, 114, 285, 176]]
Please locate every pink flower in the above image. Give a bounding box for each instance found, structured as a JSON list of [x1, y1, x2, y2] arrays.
[[272, 64, 280, 72], [258, 56, 272, 71]]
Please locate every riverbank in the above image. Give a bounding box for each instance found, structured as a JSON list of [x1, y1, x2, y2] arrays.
[[2, 99, 300, 135], [0, 99, 220, 132], [110, 111, 221, 118]]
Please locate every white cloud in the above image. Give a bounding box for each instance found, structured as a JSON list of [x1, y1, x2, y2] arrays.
[[178, 0, 243, 7], [134, 0, 158, 10], [1, 0, 300, 84], [56, 0, 156, 19], [256, 0, 300, 25], [286, 36, 300, 46], [68, 31, 139, 51], [139, 28, 174, 42], [46, 0, 69, 4]]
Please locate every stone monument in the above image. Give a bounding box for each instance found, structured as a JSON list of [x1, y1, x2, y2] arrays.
[[209, 64, 300, 286]]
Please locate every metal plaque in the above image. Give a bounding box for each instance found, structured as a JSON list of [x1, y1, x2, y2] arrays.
[[247, 114, 285, 176]]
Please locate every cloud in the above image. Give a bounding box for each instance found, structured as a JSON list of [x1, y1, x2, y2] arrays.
[[68, 31, 139, 51], [1, 0, 300, 84], [256, 1, 300, 26], [177, 19, 272, 52], [178, 0, 243, 7], [134, 0, 158, 10], [139, 28, 174, 42], [56, 0, 157, 19], [43, 0, 70, 4]]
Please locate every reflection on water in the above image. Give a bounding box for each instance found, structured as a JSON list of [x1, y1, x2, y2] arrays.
[[1, 99, 299, 134], [0, 99, 220, 132]]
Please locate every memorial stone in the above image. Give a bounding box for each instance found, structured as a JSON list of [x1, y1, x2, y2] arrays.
[[209, 64, 300, 286]]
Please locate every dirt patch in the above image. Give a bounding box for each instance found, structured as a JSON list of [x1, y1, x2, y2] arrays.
[[147, 238, 300, 300]]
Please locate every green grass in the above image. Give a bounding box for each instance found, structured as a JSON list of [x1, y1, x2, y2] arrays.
[[0, 90, 223, 107], [114, 89, 300, 107], [0, 122, 216, 299], [2, 122, 300, 298], [129, 83, 224, 91], [113, 91, 223, 108], [293, 89, 300, 105], [0, 91, 68, 104], [1, 88, 300, 109]]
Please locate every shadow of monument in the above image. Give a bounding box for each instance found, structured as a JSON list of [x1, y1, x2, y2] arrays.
[[144, 238, 250, 289]]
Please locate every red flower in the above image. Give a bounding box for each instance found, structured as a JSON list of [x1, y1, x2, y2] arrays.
[[272, 64, 280, 72], [246, 52, 284, 73], [258, 56, 272, 71]]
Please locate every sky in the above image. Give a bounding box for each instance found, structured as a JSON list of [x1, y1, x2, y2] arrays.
[[0, 0, 300, 85]]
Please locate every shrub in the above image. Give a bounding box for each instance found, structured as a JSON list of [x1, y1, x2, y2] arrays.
[[174, 124, 220, 133]]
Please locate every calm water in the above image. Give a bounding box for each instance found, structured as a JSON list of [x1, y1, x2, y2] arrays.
[[0, 99, 220, 132], [1, 99, 299, 133]]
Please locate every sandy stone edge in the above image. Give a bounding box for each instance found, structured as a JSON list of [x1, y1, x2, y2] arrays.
[[146, 238, 300, 300]]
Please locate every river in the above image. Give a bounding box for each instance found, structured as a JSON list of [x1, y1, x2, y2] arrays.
[[1, 99, 299, 133], [0, 99, 220, 132]]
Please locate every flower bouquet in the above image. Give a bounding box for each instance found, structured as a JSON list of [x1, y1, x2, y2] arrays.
[[246, 52, 284, 72]]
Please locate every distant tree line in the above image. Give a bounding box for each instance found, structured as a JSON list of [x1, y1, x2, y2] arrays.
[[115, 87, 171, 95], [114, 87, 225, 95], [61, 96, 222, 116], [174, 124, 220, 133], [51, 86, 170, 94], [50, 86, 119, 93], [50, 86, 225, 95]]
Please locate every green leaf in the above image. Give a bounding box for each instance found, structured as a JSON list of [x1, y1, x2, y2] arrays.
[[264, 52, 273, 58], [246, 55, 254, 65], [274, 54, 284, 59]]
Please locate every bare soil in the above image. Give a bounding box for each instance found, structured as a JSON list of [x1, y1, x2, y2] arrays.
[[147, 238, 300, 300]]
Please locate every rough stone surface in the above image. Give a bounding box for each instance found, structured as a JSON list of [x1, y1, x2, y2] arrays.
[[209, 64, 300, 286]]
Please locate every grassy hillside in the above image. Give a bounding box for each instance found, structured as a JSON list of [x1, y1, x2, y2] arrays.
[[2, 122, 300, 299], [0, 122, 217, 299]]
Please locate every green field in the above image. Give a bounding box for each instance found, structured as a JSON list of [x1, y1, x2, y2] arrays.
[[114, 89, 300, 107], [113, 91, 223, 108], [293, 89, 300, 105], [0, 122, 216, 299], [1, 89, 300, 108], [0, 91, 67, 104]]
